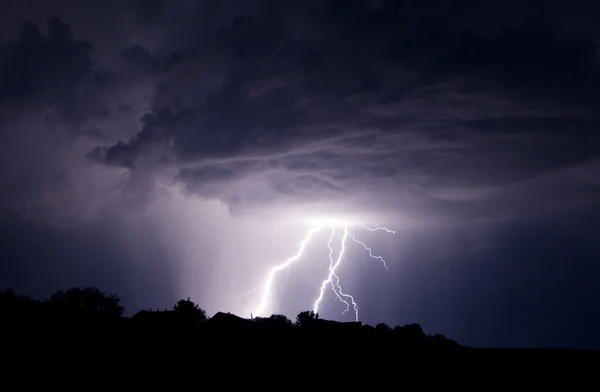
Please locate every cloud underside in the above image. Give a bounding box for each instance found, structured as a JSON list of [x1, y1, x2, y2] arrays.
[[2, 1, 600, 224]]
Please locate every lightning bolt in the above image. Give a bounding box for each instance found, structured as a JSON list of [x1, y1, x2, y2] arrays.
[[313, 225, 358, 320], [252, 227, 322, 317], [325, 228, 354, 313], [362, 223, 396, 234], [349, 234, 389, 271], [245, 222, 394, 322]]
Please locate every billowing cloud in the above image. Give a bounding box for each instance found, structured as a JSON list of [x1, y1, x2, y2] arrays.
[[0, 15, 158, 224], [89, 0, 600, 226]]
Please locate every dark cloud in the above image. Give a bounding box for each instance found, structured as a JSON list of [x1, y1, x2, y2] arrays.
[[0, 13, 159, 223], [88, 0, 600, 224], [0, 18, 106, 128]]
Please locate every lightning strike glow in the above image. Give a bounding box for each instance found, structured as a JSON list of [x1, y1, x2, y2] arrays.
[[313, 225, 359, 320], [245, 220, 394, 322], [324, 229, 349, 308], [236, 287, 258, 298], [319, 228, 351, 314], [281, 266, 292, 297], [362, 223, 396, 234], [252, 226, 322, 317], [349, 234, 389, 271]]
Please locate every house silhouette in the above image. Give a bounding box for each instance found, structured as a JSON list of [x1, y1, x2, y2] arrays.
[[205, 312, 253, 330], [131, 309, 178, 321]]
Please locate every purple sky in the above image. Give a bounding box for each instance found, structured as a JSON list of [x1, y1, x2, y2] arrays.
[[1, 0, 599, 349]]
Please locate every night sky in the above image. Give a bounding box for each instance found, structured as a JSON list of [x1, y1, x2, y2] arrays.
[[1, 0, 599, 349]]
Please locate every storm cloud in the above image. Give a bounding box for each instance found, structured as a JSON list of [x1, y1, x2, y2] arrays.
[[89, 0, 600, 225]]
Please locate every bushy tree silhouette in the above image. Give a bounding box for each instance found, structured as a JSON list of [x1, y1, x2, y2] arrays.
[[376, 322, 392, 334], [48, 287, 124, 320], [252, 314, 293, 334], [295, 310, 319, 328], [402, 323, 426, 339], [173, 298, 207, 322], [0, 288, 16, 302], [269, 314, 292, 327], [0, 289, 38, 319]]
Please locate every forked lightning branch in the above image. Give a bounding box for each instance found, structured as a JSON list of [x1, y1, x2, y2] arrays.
[[241, 220, 395, 321]]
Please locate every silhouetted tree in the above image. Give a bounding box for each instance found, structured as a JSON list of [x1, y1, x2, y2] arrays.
[[295, 310, 319, 328], [0, 289, 39, 319], [0, 288, 17, 302], [48, 287, 124, 320], [375, 322, 392, 333], [391, 323, 427, 345], [251, 314, 293, 334], [173, 298, 207, 322], [269, 314, 292, 327], [403, 323, 425, 338]]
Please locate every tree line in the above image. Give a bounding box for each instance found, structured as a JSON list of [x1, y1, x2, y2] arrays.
[[0, 286, 461, 348]]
